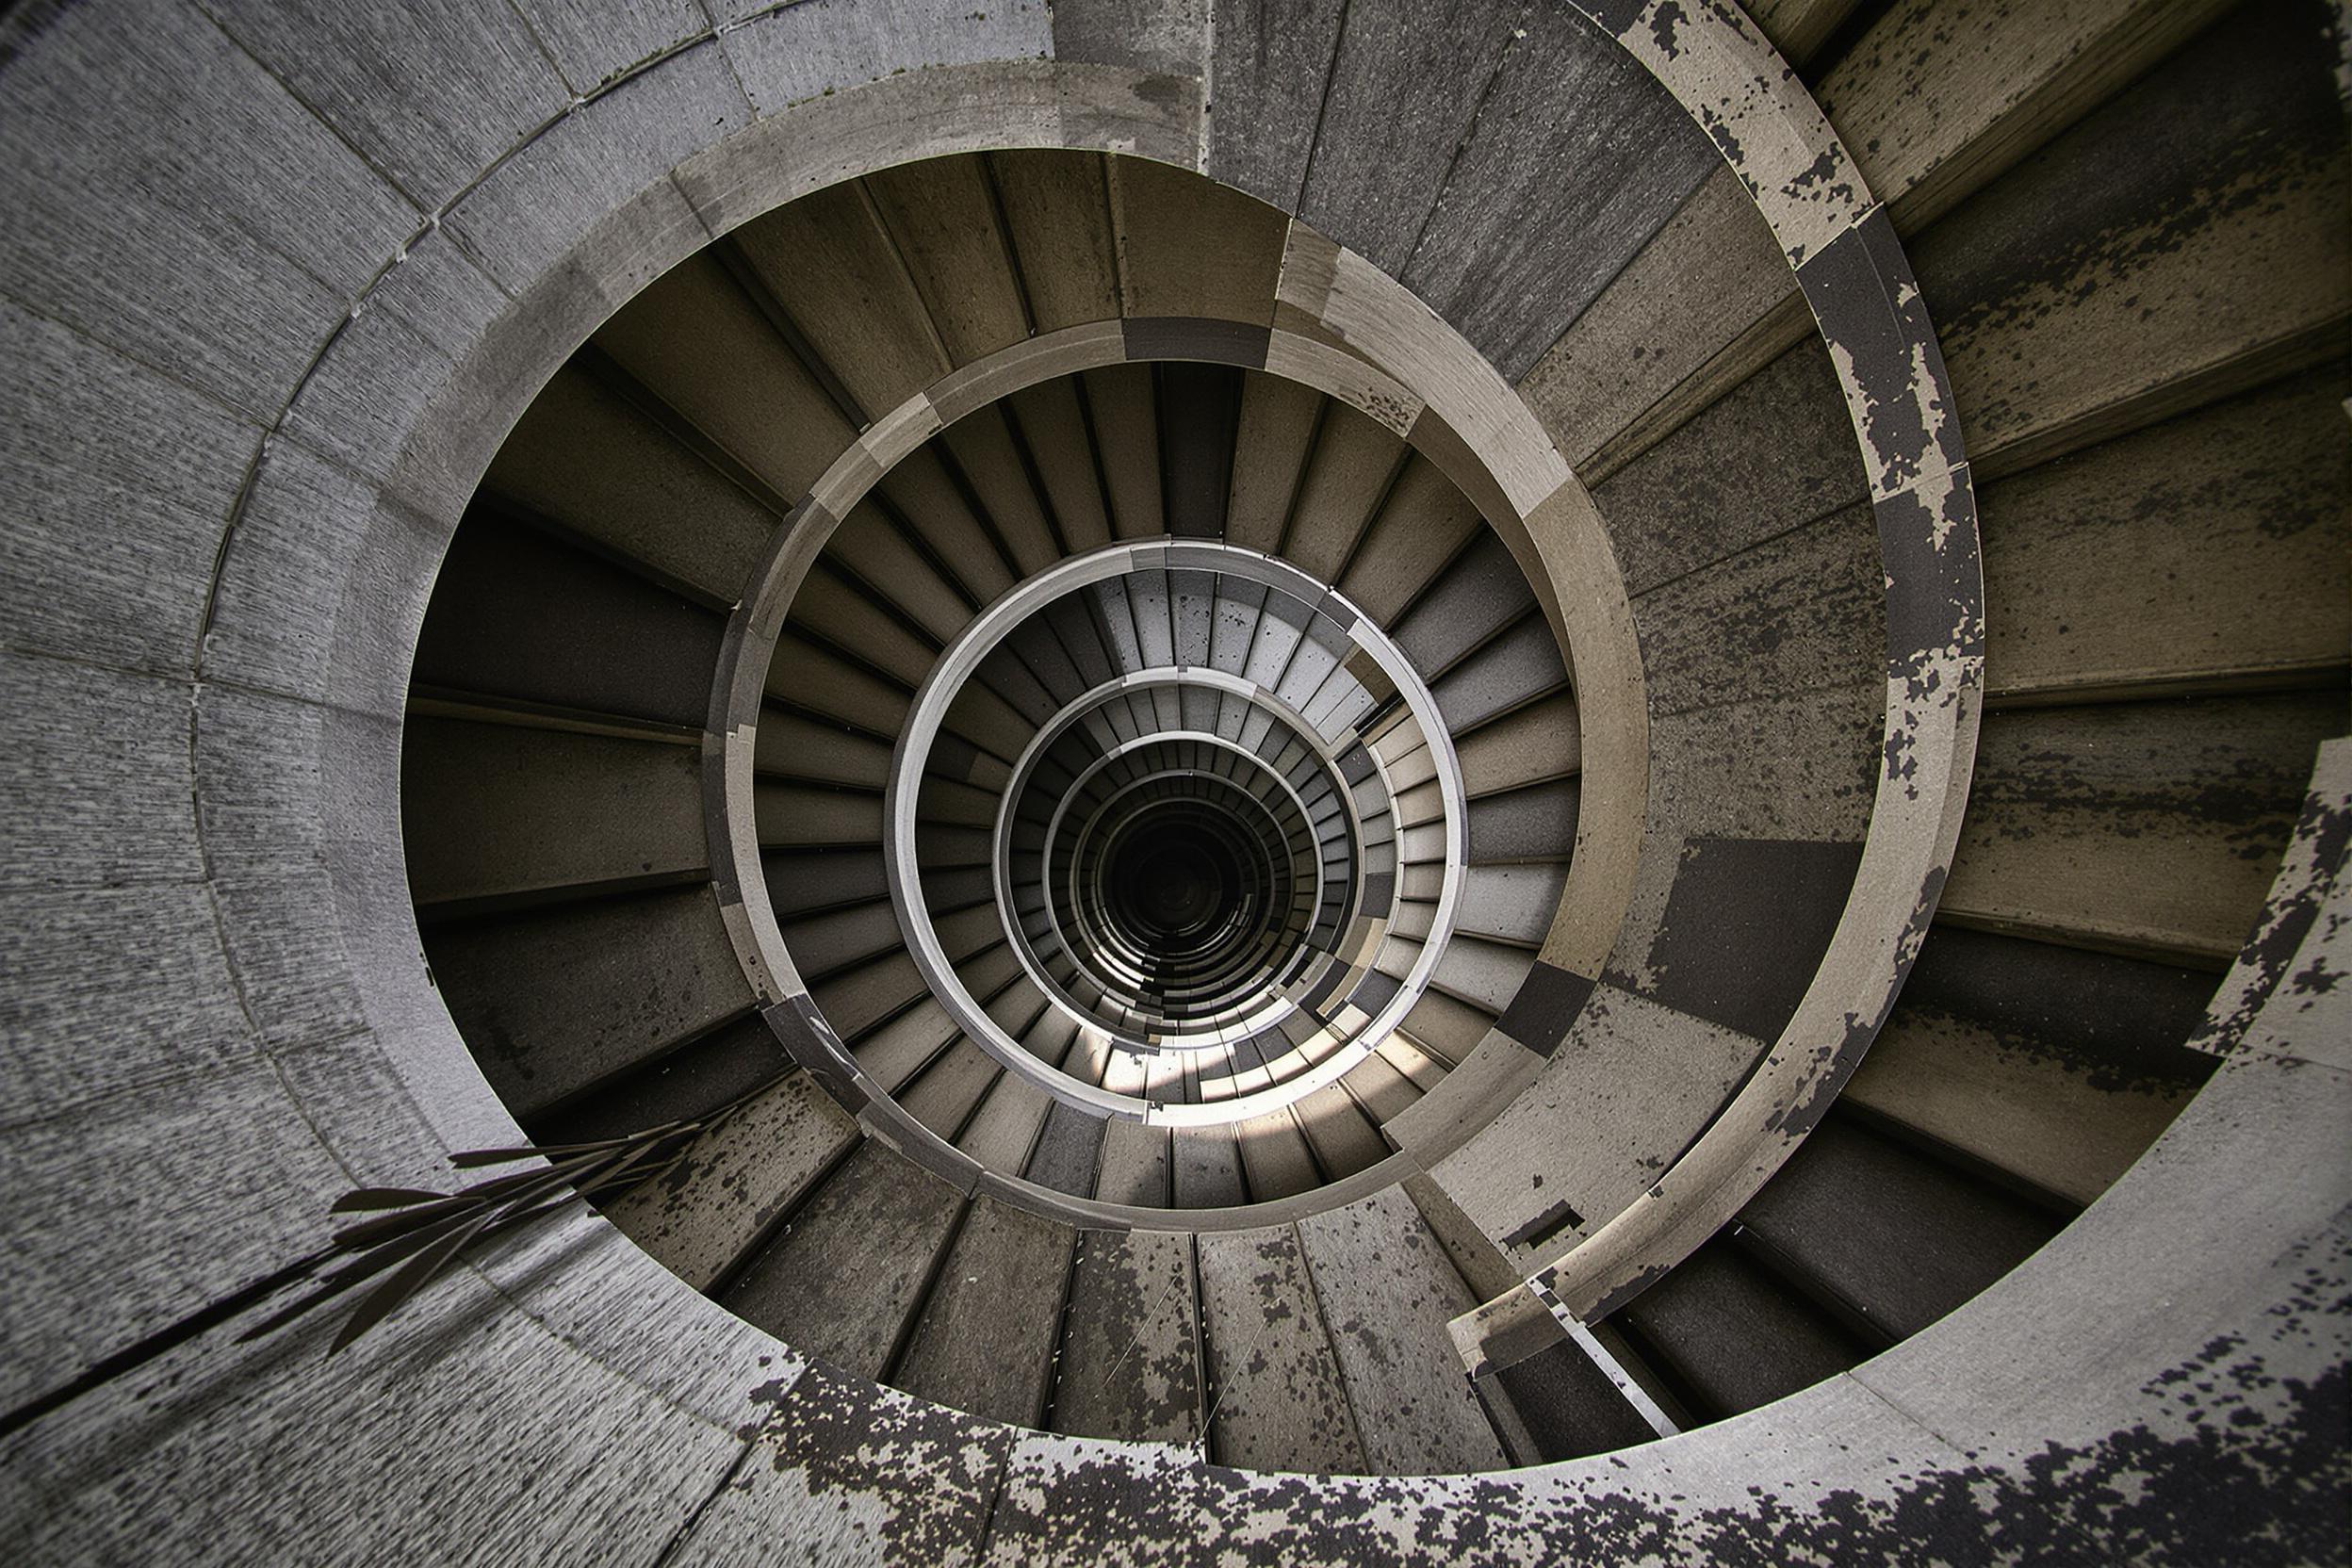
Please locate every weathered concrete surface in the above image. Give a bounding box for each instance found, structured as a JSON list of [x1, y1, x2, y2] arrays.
[[1613, 1240, 1869, 1414], [1944, 692, 2340, 966], [0, 0, 2342, 1545], [896, 1196, 1076, 1424], [1738, 1115, 2060, 1341], [1843, 925, 2216, 1205], [1523, 0, 2252, 485], [1113, 154, 1288, 324], [1518, 164, 1791, 478], [1606, 679, 1883, 996], [721, 1141, 965, 1379], [424, 886, 755, 1117], [1432, 985, 1758, 1270], [191, 688, 379, 1052], [1592, 336, 1868, 594], [1292, 0, 1519, 276], [510, 0, 706, 92], [714, 0, 1053, 115], [1974, 364, 2350, 701], [1432, 617, 1569, 736], [0, 0, 418, 424], [604, 1069, 861, 1289], [1454, 692, 1581, 796], [1911, 0, 2349, 479], [203, 0, 569, 209], [1296, 1187, 1509, 1474], [2, 1231, 760, 1566], [443, 38, 747, 295], [482, 363, 776, 600], [1335, 457, 1484, 627], [592, 249, 860, 498], [408, 510, 727, 726], [0, 302, 261, 674], [401, 717, 706, 903], [1051, 1229, 1202, 1443], [1197, 1225, 1367, 1473], [1397, 0, 1715, 380], [1054, 0, 1212, 85], [675, 1364, 1016, 1566]]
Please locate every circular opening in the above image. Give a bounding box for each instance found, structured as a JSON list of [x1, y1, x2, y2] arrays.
[[878, 541, 1467, 1126], [1111, 814, 1240, 943]]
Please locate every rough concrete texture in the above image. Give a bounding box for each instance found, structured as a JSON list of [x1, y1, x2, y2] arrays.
[[1912, 0, 2349, 478], [1295, 1187, 1509, 1474], [442, 38, 749, 294], [482, 363, 777, 601], [1975, 363, 2350, 700], [592, 250, 861, 498], [1945, 692, 2340, 965], [511, 0, 708, 93], [717, 0, 1053, 115], [0, 0, 2344, 1551], [4, 651, 203, 891], [191, 688, 378, 1050], [895, 1196, 1076, 1424], [0, 0, 418, 422], [1628, 501, 1883, 718], [401, 717, 706, 903], [1738, 1115, 2060, 1340], [603, 1070, 861, 1289], [1640, 836, 1864, 1041], [1396, 0, 1716, 380], [211, 445, 423, 708], [0, 302, 261, 674], [1842, 923, 2217, 1205], [424, 886, 755, 1116], [1051, 1229, 1202, 1443], [1197, 1225, 1367, 1473], [1517, 164, 1790, 475], [1433, 984, 1759, 1268], [1613, 1240, 1868, 1413], [203, 0, 570, 210], [1592, 336, 1869, 595], [1607, 679, 1882, 993], [1293, 0, 1520, 275], [4, 1244, 757, 1566], [720, 1140, 964, 1379], [1454, 693, 1581, 797]]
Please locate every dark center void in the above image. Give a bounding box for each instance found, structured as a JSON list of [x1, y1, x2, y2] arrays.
[[1104, 813, 1246, 950]]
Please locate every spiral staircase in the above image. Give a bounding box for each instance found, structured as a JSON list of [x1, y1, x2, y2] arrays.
[[2, 0, 2346, 1561]]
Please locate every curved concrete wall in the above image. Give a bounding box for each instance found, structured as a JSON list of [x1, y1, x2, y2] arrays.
[[2, 2, 2344, 1562]]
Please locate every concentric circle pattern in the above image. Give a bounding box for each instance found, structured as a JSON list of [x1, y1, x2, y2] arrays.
[[13, 0, 2341, 1555], [879, 540, 1468, 1127], [400, 121, 2022, 1449]]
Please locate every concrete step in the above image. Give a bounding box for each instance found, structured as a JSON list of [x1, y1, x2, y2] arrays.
[[600, 1069, 862, 1291], [1610, 1240, 1873, 1422], [411, 507, 725, 727], [1943, 690, 2341, 967], [481, 363, 775, 603], [1197, 1225, 1367, 1472], [531, 1011, 792, 1147], [1046, 1229, 1202, 1445], [893, 1196, 1077, 1426], [718, 1140, 965, 1380], [1734, 1111, 2064, 1342], [1839, 925, 2218, 1206], [1535, 0, 2242, 483], [423, 885, 754, 1120], [403, 716, 704, 907], [1297, 1186, 1511, 1473], [591, 247, 858, 499]]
